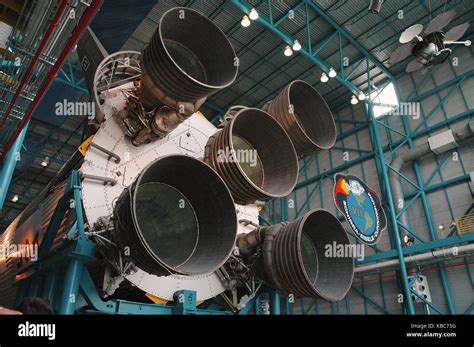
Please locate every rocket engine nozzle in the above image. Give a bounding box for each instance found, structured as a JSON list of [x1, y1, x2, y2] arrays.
[[263, 80, 337, 158], [113, 155, 238, 276], [204, 107, 299, 205], [239, 209, 354, 301]]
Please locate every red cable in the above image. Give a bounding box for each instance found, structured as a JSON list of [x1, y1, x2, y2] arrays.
[[0, 0, 69, 132], [0, 1, 103, 165]]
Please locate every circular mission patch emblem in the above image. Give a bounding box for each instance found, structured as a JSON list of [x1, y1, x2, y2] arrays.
[[333, 173, 386, 245]]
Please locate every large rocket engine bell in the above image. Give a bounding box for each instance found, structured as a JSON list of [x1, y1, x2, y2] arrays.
[[204, 106, 299, 204], [133, 7, 238, 143], [263, 80, 337, 158], [113, 155, 237, 276], [237, 209, 354, 301], [113, 7, 238, 146]]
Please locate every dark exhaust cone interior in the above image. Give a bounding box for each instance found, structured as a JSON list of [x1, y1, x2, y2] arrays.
[[114, 155, 237, 276], [140, 7, 238, 111], [204, 107, 298, 205], [257, 209, 354, 301], [264, 80, 337, 158]]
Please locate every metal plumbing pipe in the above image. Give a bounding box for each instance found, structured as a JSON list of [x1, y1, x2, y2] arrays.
[[389, 121, 474, 231], [355, 243, 474, 274]]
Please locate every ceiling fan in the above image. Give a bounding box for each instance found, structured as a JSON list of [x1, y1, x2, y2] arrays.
[[389, 10, 471, 74]]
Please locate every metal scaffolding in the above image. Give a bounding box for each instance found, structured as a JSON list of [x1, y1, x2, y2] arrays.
[[230, 0, 473, 315], [0, 1, 102, 227], [0, 0, 472, 315]]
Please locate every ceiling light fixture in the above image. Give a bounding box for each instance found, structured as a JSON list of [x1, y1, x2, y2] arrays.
[[328, 67, 337, 78], [403, 234, 415, 245], [41, 156, 50, 167], [11, 194, 18, 202], [351, 95, 359, 105], [241, 15, 251, 27], [358, 91, 366, 100], [320, 72, 329, 83], [249, 8, 259, 20], [292, 39, 301, 51], [284, 45, 293, 57]]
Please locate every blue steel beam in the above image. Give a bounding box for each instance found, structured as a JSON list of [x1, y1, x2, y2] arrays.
[[365, 61, 415, 314], [304, 0, 396, 81], [232, 0, 470, 316], [271, 290, 280, 315], [405, 175, 471, 200], [365, 103, 415, 314], [280, 0, 468, 112], [223, 0, 404, 118], [399, 80, 454, 314], [410, 287, 444, 315], [407, 71, 474, 102], [304, 1, 311, 55], [329, 37, 472, 111], [56, 57, 89, 94], [294, 152, 374, 190], [0, 121, 29, 209], [229, 0, 360, 95], [312, 31, 338, 56], [221, 11, 353, 114], [395, 68, 468, 314], [463, 304, 473, 315], [209, 1, 326, 117], [0, 119, 84, 227], [322, 0, 468, 106], [351, 286, 391, 314], [303, 0, 394, 80], [413, 77, 468, 133]]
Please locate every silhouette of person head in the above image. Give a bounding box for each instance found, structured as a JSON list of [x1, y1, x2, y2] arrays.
[[16, 297, 53, 315]]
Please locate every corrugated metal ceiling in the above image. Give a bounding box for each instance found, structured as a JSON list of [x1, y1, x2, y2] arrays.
[[120, 0, 473, 119]]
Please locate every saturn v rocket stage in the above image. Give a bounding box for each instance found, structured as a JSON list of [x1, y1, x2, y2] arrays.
[[0, 7, 354, 313]]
